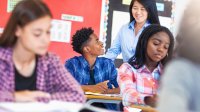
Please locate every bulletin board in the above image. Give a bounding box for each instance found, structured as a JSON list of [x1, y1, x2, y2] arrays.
[[0, 0, 103, 63]]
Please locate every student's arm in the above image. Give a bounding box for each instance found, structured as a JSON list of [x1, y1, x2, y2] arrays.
[[0, 79, 50, 102], [64, 59, 75, 78], [104, 28, 122, 60], [14, 90, 50, 102], [103, 88, 120, 94], [81, 81, 108, 93], [144, 94, 157, 107], [0, 63, 50, 102], [0, 60, 14, 102], [0, 62, 15, 102], [81, 85, 94, 91], [118, 63, 149, 106], [104, 59, 120, 94], [0, 91, 14, 102], [46, 55, 86, 103]]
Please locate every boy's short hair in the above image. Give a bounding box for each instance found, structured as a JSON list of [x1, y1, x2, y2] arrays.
[[71, 27, 94, 54]]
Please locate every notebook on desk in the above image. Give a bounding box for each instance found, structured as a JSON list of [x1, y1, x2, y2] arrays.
[[0, 101, 115, 112], [124, 107, 142, 112], [0, 101, 82, 112], [85, 92, 121, 97]]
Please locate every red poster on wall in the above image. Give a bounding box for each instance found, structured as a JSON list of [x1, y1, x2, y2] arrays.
[[0, 0, 103, 63]]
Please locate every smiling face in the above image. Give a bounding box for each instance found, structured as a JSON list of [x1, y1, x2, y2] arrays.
[[132, 1, 148, 24], [84, 33, 104, 57], [15, 16, 52, 56], [146, 31, 170, 63]]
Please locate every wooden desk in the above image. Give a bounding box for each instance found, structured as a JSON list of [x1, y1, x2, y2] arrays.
[[131, 105, 157, 112], [85, 94, 122, 105], [85, 94, 157, 112], [86, 94, 122, 100]]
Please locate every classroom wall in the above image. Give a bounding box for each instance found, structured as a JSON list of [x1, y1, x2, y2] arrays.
[[0, 0, 190, 66], [0, 0, 103, 63]]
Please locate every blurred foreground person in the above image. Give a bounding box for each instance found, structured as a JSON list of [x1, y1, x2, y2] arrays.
[[158, 0, 200, 112], [0, 0, 85, 103]]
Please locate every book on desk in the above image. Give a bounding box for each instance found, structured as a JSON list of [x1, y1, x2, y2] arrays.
[[0, 100, 116, 112], [85, 92, 121, 97]]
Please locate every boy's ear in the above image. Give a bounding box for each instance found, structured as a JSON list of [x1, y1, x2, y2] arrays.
[[83, 46, 90, 53]]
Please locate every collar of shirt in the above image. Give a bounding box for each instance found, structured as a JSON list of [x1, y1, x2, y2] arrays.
[[0, 47, 13, 62], [137, 63, 163, 74], [79, 56, 100, 70], [128, 20, 150, 30], [0, 47, 50, 72]]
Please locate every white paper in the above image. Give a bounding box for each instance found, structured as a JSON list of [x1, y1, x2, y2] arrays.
[[7, 0, 22, 12], [85, 92, 121, 97], [61, 14, 84, 22], [0, 100, 83, 112], [124, 107, 142, 112], [50, 19, 71, 43]]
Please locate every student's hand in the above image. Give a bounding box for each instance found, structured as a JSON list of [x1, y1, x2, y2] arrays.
[[14, 90, 51, 102], [144, 94, 157, 107], [82, 85, 107, 93], [102, 87, 120, 94], [82, 81, 108, 93], [96, 81, 109, 90]]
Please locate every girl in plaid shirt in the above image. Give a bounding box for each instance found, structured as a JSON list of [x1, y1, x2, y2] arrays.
[[0, 0, 85, 103], [118, 24, 174, 107]]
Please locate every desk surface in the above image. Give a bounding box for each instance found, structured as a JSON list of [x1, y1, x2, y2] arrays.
[[85, 94, 157, 112], [85, 94, 122, 100]]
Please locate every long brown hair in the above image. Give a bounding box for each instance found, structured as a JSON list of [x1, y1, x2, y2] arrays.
[[0, 0, 52, 47]]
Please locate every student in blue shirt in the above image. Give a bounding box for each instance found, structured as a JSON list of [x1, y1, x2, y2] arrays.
[[65, 27, 119, 94], [105, 0, 160, 62], [65, 27, 119, 110]]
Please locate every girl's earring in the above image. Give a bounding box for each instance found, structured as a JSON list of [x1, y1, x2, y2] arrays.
[[166, 53, 168, 57]]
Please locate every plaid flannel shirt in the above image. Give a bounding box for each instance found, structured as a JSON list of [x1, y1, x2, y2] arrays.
[[65, 56, 118, 88], [118, 63, 162, 106], [0, 47, 86, 103]]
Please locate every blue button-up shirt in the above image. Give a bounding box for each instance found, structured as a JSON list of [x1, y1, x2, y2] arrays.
[[65, 56, 119, 89], [105, 21, 150, 62]]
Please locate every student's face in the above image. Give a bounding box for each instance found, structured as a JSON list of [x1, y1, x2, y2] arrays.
[[15, 16, 51, 56], [132, 1, 148, 24], [146, 32, 170, 63], [85, 33, 104, 56]]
